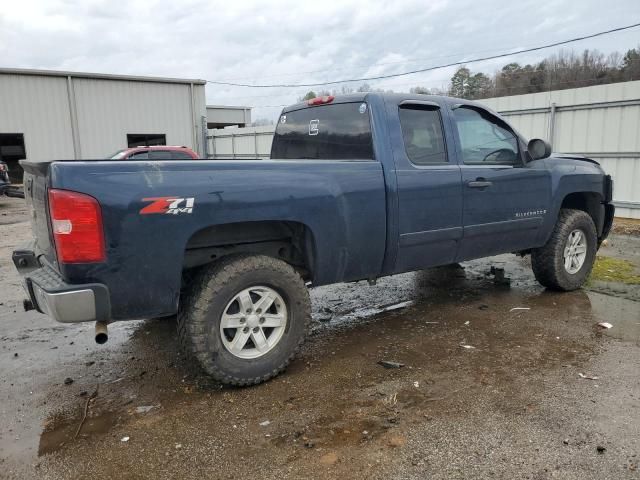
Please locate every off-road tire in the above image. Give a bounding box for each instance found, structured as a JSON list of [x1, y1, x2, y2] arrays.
[[531, 208, 597, 291], [177, 254, 310, 386]]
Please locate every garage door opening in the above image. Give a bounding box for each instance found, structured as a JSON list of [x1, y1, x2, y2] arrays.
[[0, 133, 27, 183], [127, 134, 166, 147]]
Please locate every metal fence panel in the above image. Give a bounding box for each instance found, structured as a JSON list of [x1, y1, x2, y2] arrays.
[[207, 125, 273, 159]]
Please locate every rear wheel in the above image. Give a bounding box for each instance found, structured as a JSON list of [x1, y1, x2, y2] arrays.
[[531, 208, 597, 291], [178, 254, 310, 386]]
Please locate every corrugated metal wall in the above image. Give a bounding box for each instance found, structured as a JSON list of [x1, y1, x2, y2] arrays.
[[209, 80, 640, 218], [72, 78, 204, 158], [481, 81, 640, 219], [207, 126, 274, 159], [0, 73, 76, 162], [206, 106, 251, 126], [0, 71, 207, 169]]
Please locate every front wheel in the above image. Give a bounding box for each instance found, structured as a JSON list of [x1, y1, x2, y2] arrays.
[[178, 254, 311, 386], [531, 208, 597, 291]]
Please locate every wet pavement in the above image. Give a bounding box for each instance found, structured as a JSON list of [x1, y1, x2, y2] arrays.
[[1, 196, 639, 479]]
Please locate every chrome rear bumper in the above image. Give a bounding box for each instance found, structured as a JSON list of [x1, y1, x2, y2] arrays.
[[31, 284, 98, 323], [12, 245, 111, 323]]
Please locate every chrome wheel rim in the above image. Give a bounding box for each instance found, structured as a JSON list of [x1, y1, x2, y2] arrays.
[[563, 229, 587, 274], [220, 286, 287, 359]]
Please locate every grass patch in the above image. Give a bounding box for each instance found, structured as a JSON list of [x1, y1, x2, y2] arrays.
[[589, 255, 640, 284]]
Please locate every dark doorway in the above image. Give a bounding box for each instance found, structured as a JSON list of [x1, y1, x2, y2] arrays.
[[127, 134, 167, 147], [0, 133, 27, 183]]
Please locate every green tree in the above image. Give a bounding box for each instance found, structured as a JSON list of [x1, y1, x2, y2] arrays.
[[449, 67, 471, 98], [467, 72, 493, 99], [501, 62, 522, 75], [622, 47, 640, 80], [495, 62, 524, 96], [449, 45, 638, 100], [300, 91, 317, 101], [448, 67, 494, 99], [409, 86, 431, 94]]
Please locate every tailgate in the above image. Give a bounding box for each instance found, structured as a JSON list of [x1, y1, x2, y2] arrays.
[[21, 161, 56, 263]]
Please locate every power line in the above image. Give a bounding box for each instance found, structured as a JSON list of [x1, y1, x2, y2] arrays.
[[205, 22, 640, 88], [210, 59, 640, 103], [213, 27, 639, 84], [246, 72, 640, 110], [211, 43, 565, 83]]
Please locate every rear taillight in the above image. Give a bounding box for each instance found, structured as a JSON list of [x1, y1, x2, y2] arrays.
[[307, 95, 334, 106], [48, 189, 106, 263]]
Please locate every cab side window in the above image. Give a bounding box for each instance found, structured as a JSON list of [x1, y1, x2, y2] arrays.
[[399, 105, 447, 164], [453, 107, 519, 165]]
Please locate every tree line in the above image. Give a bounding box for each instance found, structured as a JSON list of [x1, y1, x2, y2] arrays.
[[446, 46, 640, 99], [295, 45, 640, 103]]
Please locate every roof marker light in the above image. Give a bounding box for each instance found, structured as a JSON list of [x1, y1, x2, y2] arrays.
[[307, 95, 335, 106]]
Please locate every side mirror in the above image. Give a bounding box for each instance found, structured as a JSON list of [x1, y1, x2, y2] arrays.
[[527, 138, 552, 160]]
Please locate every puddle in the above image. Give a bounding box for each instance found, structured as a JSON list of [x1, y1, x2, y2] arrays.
[[39, 412, 118, 456], [587, 291, 640, 342], [3, 252, 637, 476]]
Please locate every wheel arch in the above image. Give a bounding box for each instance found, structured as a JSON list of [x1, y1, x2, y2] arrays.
[[181, 220, 317, 281], [559, 191, 605, 237]]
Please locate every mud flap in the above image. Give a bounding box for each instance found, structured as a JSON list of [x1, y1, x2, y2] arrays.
[[598, 203, 615, 248]]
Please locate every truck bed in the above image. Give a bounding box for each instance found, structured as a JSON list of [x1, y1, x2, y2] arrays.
[[20, 158, 387, 320]]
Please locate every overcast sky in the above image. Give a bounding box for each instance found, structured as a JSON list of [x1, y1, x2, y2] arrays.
[[1, 0, 638, 120]]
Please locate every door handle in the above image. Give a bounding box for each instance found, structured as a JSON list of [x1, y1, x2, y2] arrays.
[[467, 178, 493, 188]]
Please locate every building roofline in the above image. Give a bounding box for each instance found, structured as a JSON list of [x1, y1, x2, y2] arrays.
[[0, 67, 207, 85], [207, 105, 252, 110]]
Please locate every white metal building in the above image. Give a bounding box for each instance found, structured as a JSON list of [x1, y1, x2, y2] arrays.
[[0, 68, 247, 182], [481, 80, 640, 219], [206, 105, 251, 129]]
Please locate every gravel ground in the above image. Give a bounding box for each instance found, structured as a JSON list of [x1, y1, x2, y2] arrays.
[[1, 195, 639, 479], [612, 217, 640, 237]]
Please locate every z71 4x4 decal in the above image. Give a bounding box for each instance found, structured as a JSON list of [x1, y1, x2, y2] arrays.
[[140, 197, 195, 215]]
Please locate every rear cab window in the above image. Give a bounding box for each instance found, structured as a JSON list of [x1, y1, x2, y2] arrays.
[[398, 105, 447, 164], [271, 102, 374, 160]]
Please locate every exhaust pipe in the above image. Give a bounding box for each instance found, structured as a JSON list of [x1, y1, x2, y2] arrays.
[[95, 321, 109, 344]]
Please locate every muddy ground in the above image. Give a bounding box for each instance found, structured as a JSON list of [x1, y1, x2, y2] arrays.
[[1, 195, 639, 479]]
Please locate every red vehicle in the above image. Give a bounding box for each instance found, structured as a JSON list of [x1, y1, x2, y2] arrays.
[[109, 146, 199, 160]]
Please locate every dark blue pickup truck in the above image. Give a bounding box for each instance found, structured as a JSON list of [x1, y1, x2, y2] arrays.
[[14, 93, 614, 385]]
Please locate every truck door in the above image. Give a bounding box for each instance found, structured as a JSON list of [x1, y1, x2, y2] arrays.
[[450, 105, 552, 261], [391, 100, 463, 273]]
